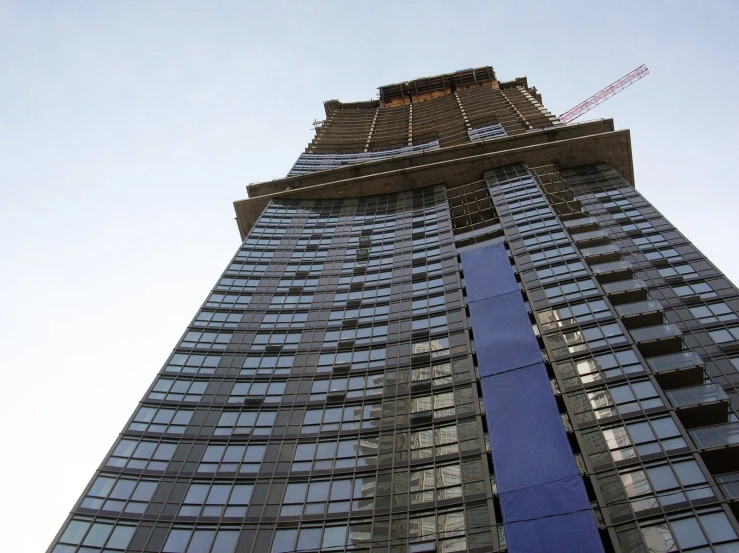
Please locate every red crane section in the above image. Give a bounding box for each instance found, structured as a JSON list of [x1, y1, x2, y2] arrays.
[[558, 64, 649, 124]]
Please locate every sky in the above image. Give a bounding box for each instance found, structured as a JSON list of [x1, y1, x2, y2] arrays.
[[1, 1, 738, 551]]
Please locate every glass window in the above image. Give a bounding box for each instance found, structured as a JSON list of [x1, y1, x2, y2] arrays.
[[506, 194, 547, 211], [261, 311, 308, 329], [645, 248, 682, 264], [639, 510, 739, 552], [411, 390, 457, 419], [301, 403, 382, 434], [538, 299, 612, 332], [129, 406, 193, 434], [269, 294, 314, 307], [81, 475, 157, 513], [632, 232, 668, 248], [410, 463, 463, 504], [55, 518, 136, 551], [165, 353, 220, 375], [214, 410, 276, 436], [522, 230, 569, 249], [309, 374, 385, 401], [546, 323, 627, 358], [689, 302, 737, 324], [240, 354, 295, 376], [658, 263, 699, 281], [149, 378, 207, 402], [412, 277, 445, 295], [673, 282, 717, 300], [604, 416, 686, 462], [586, 380, 662, 419], [571, 380, 663, 425], [180, 330, 233, 350], [529, 244, 578, 267], [193, 311, 242, 328], [251, 332, 302, 351], [411, 361, 455, 386], [163, 528, 239, 553], [198, 443, 267, 474], [276, 276, 319, 291], [511, 205, 552, 222], [517, 216, 560, 237], [316, 347, 387, 372], [179, 482, 254, 517], [322, 324, 389, 348], [620, 459, 711, 513], [535, 260, 588, 285], [280, 475, 375, 516], [709, 326, 739, 345], [562, 349, 644, 385], [205, 293, 251, 309], [106, 438, 176, 470], [228, 381, 286, 404], [543, 279, 598, 304]]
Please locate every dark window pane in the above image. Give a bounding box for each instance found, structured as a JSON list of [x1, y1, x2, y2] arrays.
[[82, 523, 113, 547], [671, 517, 707, 549], [164, 529, 192, 553], [187, 530, 215, 553], [60, 521, 90, 545], [107, 526, 136, 549], [700, 512, 737, 543], [297, 528, 322, 550], [212, 531, 239, 553], [673, 462, 705, 486], [272, 529, 298, 553]]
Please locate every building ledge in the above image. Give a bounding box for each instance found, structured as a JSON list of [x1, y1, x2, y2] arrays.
[[234, 120, 633, 239]]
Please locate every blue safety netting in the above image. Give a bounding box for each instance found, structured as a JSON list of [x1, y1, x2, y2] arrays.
[[461, 241, 604, 553]]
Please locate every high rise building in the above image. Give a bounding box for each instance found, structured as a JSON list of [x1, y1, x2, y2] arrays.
[[48, 66, 739, 553]]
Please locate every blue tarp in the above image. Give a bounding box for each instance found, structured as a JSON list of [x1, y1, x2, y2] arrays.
[[470, 295, 541, 376], [461, 242, 604, 553], [480, 365, 580, 495], [460, 239, 517, 302], [504, 511, 606, 553]]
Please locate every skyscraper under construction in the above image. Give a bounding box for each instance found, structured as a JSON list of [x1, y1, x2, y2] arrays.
[[48, 66, 739, 553]]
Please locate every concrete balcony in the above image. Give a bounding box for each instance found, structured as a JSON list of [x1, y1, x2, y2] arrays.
[[667, 383, 728, 429], [647, 351, 704, 390], [602, 278, 648, 305], [616, 300, 664, 329], [564, 216, 600, 233], [630, 324, 683, 357], [716, 473, 739, 501], [690, 422, 739, 475], [571, 229, 610, 247], [579, 243, 622, 264], [589, 260, 633, 284]]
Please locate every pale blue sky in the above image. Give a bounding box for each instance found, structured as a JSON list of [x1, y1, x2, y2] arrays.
[[1, 2, 738, 551]]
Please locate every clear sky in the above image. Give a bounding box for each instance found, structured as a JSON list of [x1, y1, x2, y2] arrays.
[[1, 1, 738, 551]]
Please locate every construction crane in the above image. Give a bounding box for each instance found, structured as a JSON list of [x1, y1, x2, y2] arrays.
[[558, 64, 649, 124]]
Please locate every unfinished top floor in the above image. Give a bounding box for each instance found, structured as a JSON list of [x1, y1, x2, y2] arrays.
[[298, 67, 559, 170]]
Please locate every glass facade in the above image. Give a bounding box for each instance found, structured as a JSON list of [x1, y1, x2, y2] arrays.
[[49, 69, 739, 553], [49, 187, 496, 553]]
